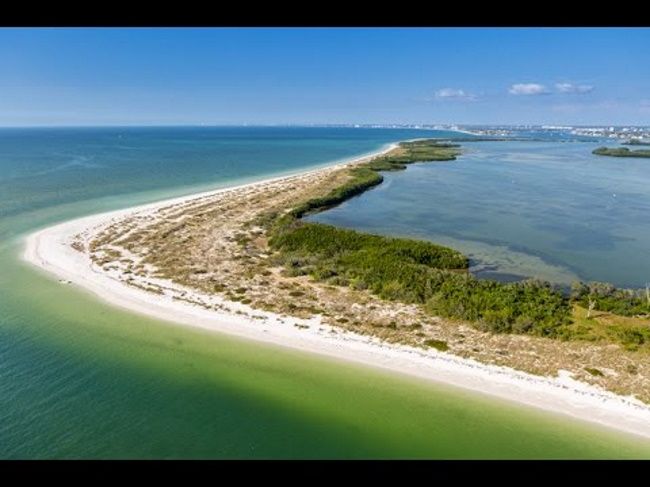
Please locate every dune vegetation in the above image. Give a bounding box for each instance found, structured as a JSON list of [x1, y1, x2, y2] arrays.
[[82, 138, 650, 401]]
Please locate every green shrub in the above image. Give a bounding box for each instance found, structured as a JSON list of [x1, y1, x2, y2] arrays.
[[571, 281, 649, 317], [616, 326, 650, 351], [424, 339, 449, 351], [585, 367, 604, 377]]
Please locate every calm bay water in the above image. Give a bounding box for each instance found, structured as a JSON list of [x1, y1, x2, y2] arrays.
[[1, 127, 649, 459], [310, 138, 650, 288]]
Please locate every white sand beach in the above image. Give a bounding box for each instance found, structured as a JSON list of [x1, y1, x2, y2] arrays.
[[22, 145, 650, 441]]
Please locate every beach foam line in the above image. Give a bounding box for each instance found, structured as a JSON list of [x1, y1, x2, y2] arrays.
[[22, 143, 650, 442]]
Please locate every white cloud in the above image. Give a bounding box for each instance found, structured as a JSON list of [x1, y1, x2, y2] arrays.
[[508, 83, 549, 96], [434, 88, 478, 101], [555, 83, 594, 94]]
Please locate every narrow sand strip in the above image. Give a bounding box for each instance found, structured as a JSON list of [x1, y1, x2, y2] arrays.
[[22, 144, 650, 441]]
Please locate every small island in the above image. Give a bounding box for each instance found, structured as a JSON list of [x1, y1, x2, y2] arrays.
[[623, 139, 650, 146], [593, 146, 650, 158]]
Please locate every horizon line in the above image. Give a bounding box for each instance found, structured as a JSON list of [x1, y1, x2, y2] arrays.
[[0, 123, 648, 129]]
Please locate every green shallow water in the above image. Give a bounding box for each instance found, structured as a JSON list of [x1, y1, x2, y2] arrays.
[[4, 248, 650, 459], [1, 127, 649, 458]]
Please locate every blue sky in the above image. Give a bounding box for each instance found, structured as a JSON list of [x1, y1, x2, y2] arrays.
[[0, 27, 648, 126]]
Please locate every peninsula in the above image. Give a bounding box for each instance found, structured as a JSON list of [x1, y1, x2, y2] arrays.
[[24, 140, 650, 440]]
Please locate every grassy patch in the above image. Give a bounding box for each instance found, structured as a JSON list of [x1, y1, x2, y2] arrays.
[[555, 305, 650, 352]]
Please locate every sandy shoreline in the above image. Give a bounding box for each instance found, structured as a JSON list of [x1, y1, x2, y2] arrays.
[[22, 144, 650, 441]]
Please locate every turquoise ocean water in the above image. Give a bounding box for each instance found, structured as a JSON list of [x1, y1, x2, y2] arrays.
[[1, 126, 649, 459]]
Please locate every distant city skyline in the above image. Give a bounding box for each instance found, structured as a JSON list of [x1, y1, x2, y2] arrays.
[[1, 27, 648, 127]]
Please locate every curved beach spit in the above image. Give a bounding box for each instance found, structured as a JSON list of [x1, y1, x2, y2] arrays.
[[23, 144, 650, 441]]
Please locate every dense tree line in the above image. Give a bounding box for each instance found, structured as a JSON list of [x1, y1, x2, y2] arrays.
[[288, 140, 460, 220], [290, 167, 383, 220], [427, 277, 571, 336], [271, 222, 570, 335]]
